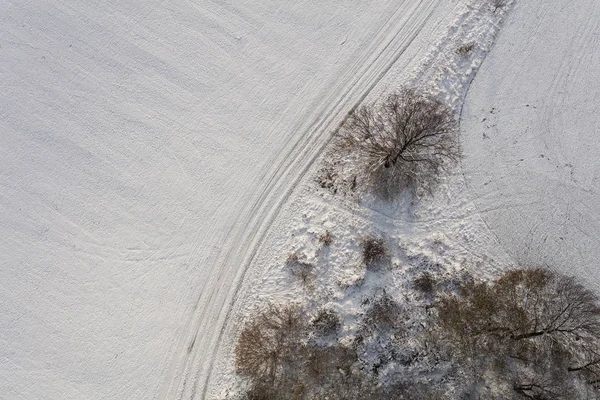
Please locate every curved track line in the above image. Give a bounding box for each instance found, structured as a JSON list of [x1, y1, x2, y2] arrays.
[[162, 1, 453, 399]]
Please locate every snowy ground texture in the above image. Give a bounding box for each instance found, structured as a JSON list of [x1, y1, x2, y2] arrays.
[[0, 1, 465, 399], [461, 0, 600, 288], [2, 0, 599, 399], [209, 0, 519, 398]]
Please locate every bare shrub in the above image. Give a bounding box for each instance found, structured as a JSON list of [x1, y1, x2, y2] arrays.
[[315, 163, 338, 193], [413, 272, 436, 294], [235, 303, 307, 381], [312, 309, 341, 336], [285, 252, 314, 284], [335, 88, 459, 199], [362, 293, 404, 332], [456, 42, 474, 56], [361, 236, 388, 269], [318, 230, 333, 247]]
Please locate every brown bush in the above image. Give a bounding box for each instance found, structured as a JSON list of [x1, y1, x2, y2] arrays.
[[318, 230, 333, 247], [361, 236, 388, 269], [413, 272, 436, 294], [311, 309, 341, 336], [362, 293, 404, 333], [285, 252, 314, 284]]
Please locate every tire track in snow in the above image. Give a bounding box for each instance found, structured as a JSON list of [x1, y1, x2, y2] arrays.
[[162, 1, 454, 398]]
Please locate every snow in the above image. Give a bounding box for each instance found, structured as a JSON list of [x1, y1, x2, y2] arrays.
[[461, 0, 600, 288], [0, 1, 468, 399], [207, 0, 519, 397], [4, 0, 596, 398]]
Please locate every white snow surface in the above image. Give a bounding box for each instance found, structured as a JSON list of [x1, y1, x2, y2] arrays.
[[461, 0, 600, 287], [208, 0, 518, 398], [0, 1, 467, 399]]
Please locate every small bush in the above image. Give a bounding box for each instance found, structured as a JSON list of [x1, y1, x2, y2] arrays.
[[318, 230, 333, 247], [413, 273, 436, 294], [315, 164, 338, 193], [362, 293, 404, 331], [285, 252, 315, 284], [455, 42, 474, 56], [312, 309, 341, 336], [361, 236, 388, 268], [315, 159, 358, 196]]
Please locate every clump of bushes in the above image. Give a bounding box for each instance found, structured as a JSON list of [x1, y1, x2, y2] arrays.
[[235, 303, 389, 399], [436, 268, 600, 398], [285, 252, 315, 285], [236, 253, 600, 399]]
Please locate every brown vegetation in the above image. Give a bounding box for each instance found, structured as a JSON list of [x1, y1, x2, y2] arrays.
[[335, 88, 459, 199], [437, 268, 600, 397]]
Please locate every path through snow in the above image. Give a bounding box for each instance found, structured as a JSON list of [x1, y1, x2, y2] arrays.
[[0, 1, 456, 398]]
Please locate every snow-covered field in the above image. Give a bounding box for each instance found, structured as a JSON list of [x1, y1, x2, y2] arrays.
[[461, 0, 600, 287], [1, 1, 464, 399], [3, 0, 598, 398]]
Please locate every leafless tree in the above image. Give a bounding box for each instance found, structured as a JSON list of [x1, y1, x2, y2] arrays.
[[335, 88, 459, 199], [235, 303, 307, 382], [437, 268, 600, 397]]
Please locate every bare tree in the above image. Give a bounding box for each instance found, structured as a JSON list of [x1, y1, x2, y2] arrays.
[[336, 88, 459, 199], [437, 268, 600, 397], [235, 303, 307, 382]]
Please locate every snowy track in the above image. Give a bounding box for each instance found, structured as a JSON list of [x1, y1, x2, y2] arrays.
[[0, 1, 462, 399], [461, 0, 600, 287], [167, 1, 466, 398]]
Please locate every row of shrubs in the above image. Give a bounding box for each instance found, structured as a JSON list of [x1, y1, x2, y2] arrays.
[[234, 267, 600, 399]]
